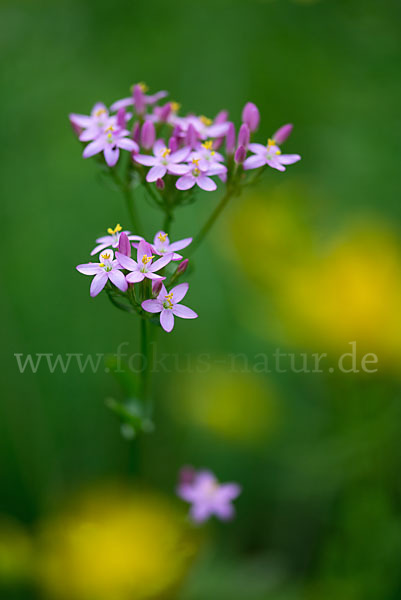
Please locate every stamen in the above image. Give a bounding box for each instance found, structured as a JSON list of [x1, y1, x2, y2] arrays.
[[192, 158, 200, 166], [161, 148, 171, 158], [202, 140, 213, 150], [101, 252, 111, 261], [139, 82, 149, 92], [107, 224, 122, 235], [200, 116, 212, 127], [171, 101, 181, 112], [267, 138, 276, 148], [95, 108, 106, 117], [164, 292, 174, 309], [99, 262, 105, 267], [193, 167, 200, 176], [105, 125, 115, 133], [142, 254, 154, 264], [276, 150, 281, 155], [158, 232, 168, 243]]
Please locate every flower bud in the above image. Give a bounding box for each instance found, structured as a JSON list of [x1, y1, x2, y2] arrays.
[[152, 279, 163, 296], [156, 177, 165, 190], [118, 232, 131, 257], [133, 84, 145, 114], [214, 109, 229, 124], [69, 115, 83, 137], [242, 102, 260, 132], [168, 136, 179, 152], [117, 107, 126, 129], [177, 258, 189, 274], [132, 121, 141, 144], [186, 123, 198, 148], [225, 122, 236, 154], [273, 123, 293, 145], [237, 123, 250, 149], [141, 120, 155, 149], [179, 465, 196, 485], [159, 102, 172, 122], [234, 145, 246, 164]]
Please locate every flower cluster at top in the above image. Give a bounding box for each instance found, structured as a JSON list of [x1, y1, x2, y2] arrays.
[[70, 82, 301, 189], [76, 224, 197, 333]]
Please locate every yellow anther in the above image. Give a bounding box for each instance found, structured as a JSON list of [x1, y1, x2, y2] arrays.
[[161, 148, 171, 158], [171, 101, 181, 112], [193, 167, 200, 176], [165, 293, 173, 300], [95, 108, 106, 117], [164, 292, 174, 309], [276, 150, 281, 155], [138, 82, 149, 92], [105, 125, 114, 133], [200, 115, 212, 126], [99, 263, 105, 267], [142, 254, 154, 264], [267, 138, 276, 147], [101, 252, 111, 260], [158, 233, 168, 242], [202, 140, 213, 150], [107, 224, 122, 235], [192, 157, 200, 166]]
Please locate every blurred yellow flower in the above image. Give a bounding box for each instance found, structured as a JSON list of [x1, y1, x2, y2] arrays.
[[171, 367, 279, 444], [227, 186, 401, 369], [0, 516, 32, 584], [35, 485, 199, 600]]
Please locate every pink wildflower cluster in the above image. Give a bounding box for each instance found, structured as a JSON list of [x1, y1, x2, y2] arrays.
[[70, 83, 301, 181], [76, 225, 197, 333]]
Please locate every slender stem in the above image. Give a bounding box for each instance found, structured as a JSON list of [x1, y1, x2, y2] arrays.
[[122, 184, 143, 235], [163, 210, 173, 234], [140, 317, 151, 407], [190, 186, 236, 253]]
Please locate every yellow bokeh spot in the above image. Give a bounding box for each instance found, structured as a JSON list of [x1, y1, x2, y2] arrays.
[[138, 82, 149, 93], [35, 486, 200, 600], [171, 101, 181, 112]]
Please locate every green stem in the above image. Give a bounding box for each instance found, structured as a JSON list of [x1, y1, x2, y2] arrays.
[[190, 186, 236, 253], [140, 317, 151, 408], [163, 210, 173, 234], [122, 184, 142, 235]]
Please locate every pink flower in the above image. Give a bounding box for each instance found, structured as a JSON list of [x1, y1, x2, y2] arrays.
[[152, 231, 192, 261], [69, 103, 114, 142], [189, 140, 227, 172], [134, 140, 191, 182], [82, 125, 138, 167], [90, 224, 143, 256], [172, 114, 230, 142], [116, 240, 172, 283], [241, 102, 260, 132], [177, 468, 241, 523], [76, 249, 128, 297], [243, 138, 301, 172], [175, 159, 224, 191], [110, 84, 168, 112], [142, 283, 197, 333]]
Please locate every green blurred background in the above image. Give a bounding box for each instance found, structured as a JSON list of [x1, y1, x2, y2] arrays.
[[2, 0, 401, 598]]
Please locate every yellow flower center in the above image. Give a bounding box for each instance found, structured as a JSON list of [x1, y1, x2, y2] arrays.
[[99, 263, 105, 267], [192, 158, 200, 166], [202, 140, 213, 150], [200, 115, 212, 127], [105, 125, 115, 133], [107, 224, 122, 235], [139, 82, 149, 92], [164, 293, 174, 309], [171, 101, 181, 112], [95, 108, 107, 117], [161, 148, 171, 159], [193, 168, 200, 176], [101, 252, 111, 261], [158, 233, 167, 243], [142, 254, 154, 265], [267, 138, 276, 148]]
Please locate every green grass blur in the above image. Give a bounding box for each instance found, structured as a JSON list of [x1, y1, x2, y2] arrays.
[[1, 0, 401, 598]]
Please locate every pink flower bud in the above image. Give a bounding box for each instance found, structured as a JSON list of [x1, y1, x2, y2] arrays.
[[159, 102, 172, 122], [214, 109, 229, 124], [152, 279, 163, 296], [186, 124, 198, 148], [179, 465, 196, 485], [234, 145, 246, 164], [118, 232, 131, 257], [242, 102, 260, 132], [273, 123, 293, 145], [177, 258, 189, 274], [156, 177, 165, 190], [168, 136, 179, 152], [141, 120, 155, 149], [69, 115, 83, 137], [117, 107, 126, 129], [237, 123, 250, 149], [133, 84, 145, 114], [132, 121, 141, 144], [225, 122, 236, 154]]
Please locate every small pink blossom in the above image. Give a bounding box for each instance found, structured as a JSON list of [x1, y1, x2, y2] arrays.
[[134, 140, 191, 182], [142, 283, 197, 332], [116, 240, 172, 284], [82, 125, 138, 167], [90, 224, 143, 256], [76, 249, 128, 297], [243, 138, 301, 172], [152, 231, 192, 261], [110, 85, 168, 112], [175, 159, 225, 192]]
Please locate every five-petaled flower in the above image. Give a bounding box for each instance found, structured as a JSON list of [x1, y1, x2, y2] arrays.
[[116, 240, 172, 283], [175, 158, 224, 191], [83, 125, 138, 167], [69, 103, 115, 141], [152, 231, 192, 261], [91, 224, 143, 256], [134, 140, 191, 182], [177, 469, 241, 523], [142, 283, 197, 332], [243, 126, 301, 172], [76, 249, 128, 297]]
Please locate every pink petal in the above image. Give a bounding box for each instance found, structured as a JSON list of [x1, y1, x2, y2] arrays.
[[90, 272, 108, 297], [190, 503, 212, 523], [213, 502, 234, 521], [147, 165, 167, 182], [82, 138, 105, 158], [137, 240, 153, 263], [110, 97, 133, 111], [243, 155, 266, 170], [126, 271, 145, 283], [104, 144, 120, 167], [160, 309, 174, 332], [108, 269, 128, 292], [153, 139, 166, 156], [170, 282, 189, 302], [266, 158, 286, 172], [197, 176, 216, 191], [170, 146, 191, 163], [117, 138, 138, 152], [167, 164, 190, 175], [168, 237, 192, 252], [176, 175, 195, 191], [172, 304, 198, 319], [115, 252, 137, 271], [279, 153, 301, 165], [145, 272, 165, 280], [69, 113, 92, 128], [90, 243, 109, 256], [134, 154, 157, 166], [248, 143, 266, 154], [150, 254, 173, 272], [76, 263, 102, 275], [142, 299, 163, 313]]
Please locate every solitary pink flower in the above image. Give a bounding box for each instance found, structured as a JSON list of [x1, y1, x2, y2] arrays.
[[76, 249, 128, 297], [152, 231, 192, 261], [90, 224, 143, 256], [82, 125, 138, 167], [175, 159, 224, 191], [110, 84, 168, 112], [243, 138, 301, 172], [142, 283, 197, 332], [134, 140, 191, 182], [177, 469, 241, 523], [116, 240, 172, 283]]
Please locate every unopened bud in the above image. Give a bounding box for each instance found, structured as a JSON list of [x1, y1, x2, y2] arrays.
[[273, 123, 293, 145], [234, 145, 246, 164], [133, 84, 145, 114], [159, 102, 172, 121], [225, 122, 236, 154], [214, 109, 229, 124], [168, 136, 179, 152], [237, 123, 250, 149], [69, 115, 83, 137], [186, 123, 198, 148], [117, 107, 126, 129], [242, 102, 260, 132], [118, 232, 131, 257], [141, 120, 155, 149], [156, 178, 165, 190], [177, 258, 189, 274], [152, 279, 163, 296], [132, 121, 141, 144]]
